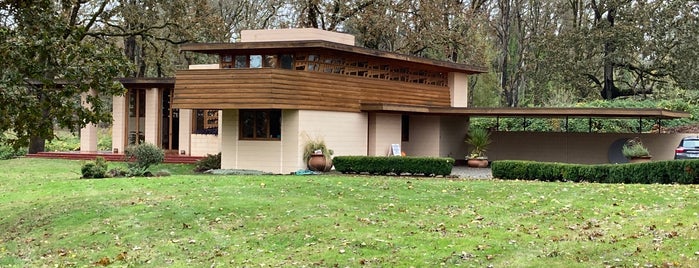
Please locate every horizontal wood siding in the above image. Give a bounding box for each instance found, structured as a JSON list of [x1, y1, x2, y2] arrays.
[[173, 69, 450, 111]]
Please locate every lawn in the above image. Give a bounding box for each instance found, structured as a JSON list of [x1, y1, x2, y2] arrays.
[[0, 158, 698, 267]]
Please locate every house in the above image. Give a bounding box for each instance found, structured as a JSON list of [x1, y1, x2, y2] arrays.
[[84, 28, 690, 172], [170, 28, 485, 173]]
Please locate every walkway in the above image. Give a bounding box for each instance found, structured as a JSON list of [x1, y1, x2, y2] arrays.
[[451, 166, 493, 179]]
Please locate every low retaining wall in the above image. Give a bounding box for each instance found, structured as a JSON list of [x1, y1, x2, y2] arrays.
[[488, 132, 698, 164]]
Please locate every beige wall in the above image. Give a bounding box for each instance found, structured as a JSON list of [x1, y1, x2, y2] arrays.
[[399, 115, 468, 159], [190, 134, 221, 156], [188, 64, 219, 70], [282, 110, 301, 170], [440, 116, 469, 159], [489, 132, 698, 164], [178, 109, 192, 155], [368, 113, 401, 156], [240, 28, 355, 46], [79, 90, 98, 152], [402, 115, 440, 156], [144, 88, 159, 146], [111, 95, 126, 154], [448, 72, 469, 108], [220, 109, 367, 174], [298, 110, 368, 159]]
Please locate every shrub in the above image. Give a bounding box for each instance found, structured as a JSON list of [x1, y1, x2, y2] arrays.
[[0, 145, 27, 160], [333, 156, 454, 176], [622, 138, 650, 159], [465, 127, 491, 158], [125, 143, 164, 176], [81, 157, 108, 178], [492, 160, 699, 184], [194, 153, 221, 172]]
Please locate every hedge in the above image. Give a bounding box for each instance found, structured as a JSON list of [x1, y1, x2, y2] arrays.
[[333, 156, 454, 176], [491, 160, 699, 184]]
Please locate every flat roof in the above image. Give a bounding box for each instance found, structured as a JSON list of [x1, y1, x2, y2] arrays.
[[361, 104, 690, 119], [180, 40, 488, 74], [118, 77, 175, 88]]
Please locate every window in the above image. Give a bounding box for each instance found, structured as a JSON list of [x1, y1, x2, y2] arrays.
[[401, 114, 410, 142], [234, 55, 248, 68], [250, 55, 262, 68], [263, 55, 277, 68], [193, 109, 219, 135], [239, 110, 281, 140], [280, 54, 294, 69]]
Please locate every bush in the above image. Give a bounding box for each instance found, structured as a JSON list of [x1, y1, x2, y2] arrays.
[[0, 145, 27, 160], [491, 160, 699, 184], [125, 143, 164, 176], [194, 153, 221, 172], [333, 156, 454, 176], [81, 157, 108, 178]]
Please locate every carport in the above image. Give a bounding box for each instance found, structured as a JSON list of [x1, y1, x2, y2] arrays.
[[362, 104, 692, 164]]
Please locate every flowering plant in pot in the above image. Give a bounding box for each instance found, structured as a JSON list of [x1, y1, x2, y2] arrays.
[[465, 127, 491, 168]]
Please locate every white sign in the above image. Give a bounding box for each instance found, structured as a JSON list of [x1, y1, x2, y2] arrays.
[[391, 144, 401, 156]]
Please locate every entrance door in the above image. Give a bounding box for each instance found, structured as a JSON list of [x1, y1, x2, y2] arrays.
[[161, 88, 179, 152]]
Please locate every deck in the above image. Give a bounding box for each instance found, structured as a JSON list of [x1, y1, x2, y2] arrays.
[[26, 151, 204, 164]]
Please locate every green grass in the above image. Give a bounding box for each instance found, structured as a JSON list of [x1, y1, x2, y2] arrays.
[[1, 158, 698, 267]]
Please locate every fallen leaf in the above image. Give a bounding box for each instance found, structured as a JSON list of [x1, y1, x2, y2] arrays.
[[94, 257, 111, 266], [116, 251, 127, 261]]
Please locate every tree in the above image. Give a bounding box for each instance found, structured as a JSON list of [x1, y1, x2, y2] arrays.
[[103, 0, 226, 77], [532, 0, 699, 101], [0, 0, 130, 153]]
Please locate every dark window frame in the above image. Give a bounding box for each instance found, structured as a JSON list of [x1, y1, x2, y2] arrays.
[[239, 109, 282, 141], [401, 114, 410, 142]]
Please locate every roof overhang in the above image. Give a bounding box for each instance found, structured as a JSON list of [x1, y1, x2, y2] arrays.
[[118, 77, 175, 88], [361, 104, 691, 120], [180, 40, 488, 74]]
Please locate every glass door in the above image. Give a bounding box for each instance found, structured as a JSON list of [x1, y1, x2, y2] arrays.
[[161, 88, 179, 152], [127, 89, 145, 145]]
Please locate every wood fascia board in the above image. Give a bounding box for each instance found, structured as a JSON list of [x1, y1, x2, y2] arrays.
[[360, 104, 690, 119]]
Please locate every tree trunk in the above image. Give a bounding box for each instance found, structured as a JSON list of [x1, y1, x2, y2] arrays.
[[600, 7, 617, 99], [28, 136, 46, 154]]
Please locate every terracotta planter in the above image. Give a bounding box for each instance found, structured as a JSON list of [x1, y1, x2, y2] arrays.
[[467, 158, 489, 168], [628, 156, 652, 163], [308, 153, 333, 172]]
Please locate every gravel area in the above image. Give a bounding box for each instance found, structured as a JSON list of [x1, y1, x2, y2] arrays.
[[451, 166, 493, 179]]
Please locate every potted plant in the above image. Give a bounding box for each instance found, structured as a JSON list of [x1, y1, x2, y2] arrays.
[[622, 137, 652, 163], [303, 135, 334, 172], [465, 127, 491, 168]]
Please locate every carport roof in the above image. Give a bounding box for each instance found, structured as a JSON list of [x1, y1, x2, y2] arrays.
[[361, 104, 690, 120]]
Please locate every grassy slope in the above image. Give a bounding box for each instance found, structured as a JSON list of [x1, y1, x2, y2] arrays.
[[0, 158, 698, 267]]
